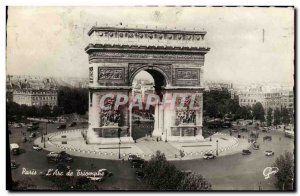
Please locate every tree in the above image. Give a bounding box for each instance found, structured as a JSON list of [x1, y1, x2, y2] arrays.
[[57, 87, 88, 115], [252, 102, 265, 122], [203, 89, 240, 118], [273, 152, 294, 190], [11, 177, 36, 190], [40, 104, 51, 117], [281, 107, 290, 125], [273, 108, 281, 126], [177, 172, 212, 190], [142, 151, 184, 190], [235, 106, 252, 120], [266, 108, 273, 126], [142, 151, 212, 190]]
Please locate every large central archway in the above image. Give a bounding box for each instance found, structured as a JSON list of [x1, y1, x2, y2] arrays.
[[85, 26, 210, 144]]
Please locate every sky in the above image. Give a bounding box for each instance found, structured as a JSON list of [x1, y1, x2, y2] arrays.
[[6, 7, 294, 85]]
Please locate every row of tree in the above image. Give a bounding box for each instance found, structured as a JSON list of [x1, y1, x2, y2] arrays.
[[266, 107, 292, 127], [142, 151, 212, 190], [203, 89, 293, 124], [7, 87, 88, 122]]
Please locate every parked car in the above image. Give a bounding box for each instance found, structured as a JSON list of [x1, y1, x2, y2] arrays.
[[57, 124, 67, 130], [32, 144, 42, 151], [265, 150, 274, 156], [231, 129, 238, 133], [203, 153, 216, 159], [11, 161, 18, 169], [69, 122, 77, 127], [242, 149, 252, 155]]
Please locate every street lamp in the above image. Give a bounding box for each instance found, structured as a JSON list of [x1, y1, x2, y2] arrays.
[[118, 128, 121, 159], [118, 141, 121, 159], [43, 133, 46, 148], [165, 129, 167, 142], [216, 140, 219, 156], [45, 121, 48, 135]]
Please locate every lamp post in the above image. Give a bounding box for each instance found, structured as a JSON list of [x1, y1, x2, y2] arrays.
[[119, 141, 121, 159], [165, 129, 167, 142], [118, 128, 121, 159], [43, 132, 46, 148], [216, 140, 219, 156], [45, 121, 48, 135]]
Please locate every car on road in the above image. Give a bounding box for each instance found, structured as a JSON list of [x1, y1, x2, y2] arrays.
[[11, 160, 18, 169], [263, 135, 272, 141], [69, 122, 77, 127], [242, 149, 252, 155], [87, 175, 105, 182], [48, 152, 59, 156], [128, 154, 138, 161], [203, 153, 216, 159], [265, 150, 274, 156], [32, 144, 42, 151], [57, 124, 67, 130], [86, 169, 113, 182]]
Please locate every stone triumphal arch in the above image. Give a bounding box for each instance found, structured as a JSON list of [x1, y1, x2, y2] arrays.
[[85, 26, 210, 144]]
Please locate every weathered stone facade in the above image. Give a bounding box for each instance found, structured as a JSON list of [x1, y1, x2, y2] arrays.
[[85, 26, 210, 144]]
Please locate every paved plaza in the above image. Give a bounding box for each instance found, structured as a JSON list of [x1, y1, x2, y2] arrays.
[[34, 129, 251, 160]]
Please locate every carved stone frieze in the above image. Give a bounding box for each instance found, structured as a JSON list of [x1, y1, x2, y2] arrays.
[[98, 67, 125, 80], [89, 51, 205, 63], [176, 68, 199, 80]]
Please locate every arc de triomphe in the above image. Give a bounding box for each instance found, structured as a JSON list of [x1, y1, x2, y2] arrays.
[[85, 26, 210, 144]]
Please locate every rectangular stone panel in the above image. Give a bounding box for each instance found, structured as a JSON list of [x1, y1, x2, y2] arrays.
[[97, 67, 126, 86], [174, 68, 200, 86]]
